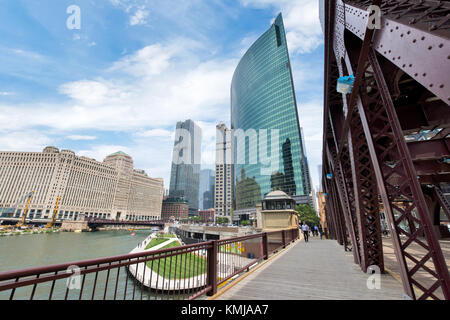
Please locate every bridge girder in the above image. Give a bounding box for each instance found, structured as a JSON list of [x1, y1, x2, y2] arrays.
[[321, 0, 450, 300]]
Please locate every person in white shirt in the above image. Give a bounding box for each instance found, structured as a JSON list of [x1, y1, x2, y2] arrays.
[[301, 222, 310, 242]]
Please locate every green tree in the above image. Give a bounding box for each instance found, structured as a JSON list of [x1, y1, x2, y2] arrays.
[[241, 220, 249, 226], [296, 204, 319, 225], [216, 217, 229, 224]]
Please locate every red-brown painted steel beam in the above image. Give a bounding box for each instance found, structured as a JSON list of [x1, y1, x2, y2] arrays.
[[344, 0, 450, 104], [359, 48, 450, 300]]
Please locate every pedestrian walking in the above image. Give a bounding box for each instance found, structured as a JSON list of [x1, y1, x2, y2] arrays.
[[301, 222, 309, 242], [314, 225, 319, 238]]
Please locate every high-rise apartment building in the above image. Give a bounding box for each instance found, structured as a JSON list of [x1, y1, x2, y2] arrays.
[[199, 169, 214, 210], [169, 119, 202, 216], [215, 123, 233, 218], [0, 147, 164, 221], [230, 13, 312, 211]]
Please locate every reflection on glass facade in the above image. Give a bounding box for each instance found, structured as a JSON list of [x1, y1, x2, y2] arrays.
[[231, 13, 308, 210], [199, 169, 215, 210], [169, 119, 201, 216]]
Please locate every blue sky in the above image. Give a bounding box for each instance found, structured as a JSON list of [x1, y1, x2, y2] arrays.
[[0, 0, 324, 192]]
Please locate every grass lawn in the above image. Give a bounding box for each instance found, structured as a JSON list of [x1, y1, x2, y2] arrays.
[[161, 240, 181, 249], [146, 240, 207, 279], [145, 237, 168, 250], [144, 233, 177, 250]]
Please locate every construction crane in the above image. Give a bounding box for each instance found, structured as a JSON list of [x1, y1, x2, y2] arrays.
[[45, 197, 60, 229], [15, 191, 34, 228]]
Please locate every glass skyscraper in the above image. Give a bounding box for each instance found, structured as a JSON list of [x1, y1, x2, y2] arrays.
[[231, 13, 310, 210], [169, 119, 202, 216], [199, 169, 214, 210]]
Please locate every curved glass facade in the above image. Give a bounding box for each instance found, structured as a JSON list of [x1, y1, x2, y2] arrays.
[[231, 13, 307, 210]]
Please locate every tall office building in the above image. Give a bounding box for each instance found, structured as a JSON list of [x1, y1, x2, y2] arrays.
[[199, 169, 214, 210], [0, 147, 164, 220], [169, 119, 202, 216], [215, 123, 234, 218], [300, 127, 312, 196], [231, 13, 311, 211]]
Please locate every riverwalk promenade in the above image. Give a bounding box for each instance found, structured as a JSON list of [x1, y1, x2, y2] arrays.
[[212, 238, 404, 300], [128, 233, 254, 291]]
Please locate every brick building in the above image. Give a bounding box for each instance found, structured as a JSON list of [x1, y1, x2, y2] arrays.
[[161, 197, 189, 220], [198, 208, 215, 223]]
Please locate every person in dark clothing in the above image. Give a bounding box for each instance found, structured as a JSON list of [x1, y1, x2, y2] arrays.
[[318, 225, 323, 239]]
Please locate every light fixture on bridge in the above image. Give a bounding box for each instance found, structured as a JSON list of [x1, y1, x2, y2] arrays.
[[336, 75, 355, 94]]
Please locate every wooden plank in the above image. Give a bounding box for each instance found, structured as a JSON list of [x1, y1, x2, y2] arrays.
[[215, 238, 404, 300]]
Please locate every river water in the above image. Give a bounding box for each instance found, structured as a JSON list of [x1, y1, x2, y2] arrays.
[[0, 230, 158, 300], [0, 230, 152, 272]]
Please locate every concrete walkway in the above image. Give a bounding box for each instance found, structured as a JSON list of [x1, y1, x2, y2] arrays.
[[215, 238, 404, 300], [130, 237, 179, 254]]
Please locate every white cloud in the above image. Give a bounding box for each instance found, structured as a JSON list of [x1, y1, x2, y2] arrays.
[[0, 91, 14, 96], [0, 131, 53, 152], [66, 135, 97, 141], [130, 7, 150, 25], [10, 48, 47, 61], [241, 0, 323, 53], [78, 145, 132, 162], [0, 38, 236, 133], [196, 121, 218, 166], [135, 129, 173, 138], [108, 43, 175, 77], [110, 0, 150, 26], [59, 80, 113, 106], [297, 98, 323, 191]]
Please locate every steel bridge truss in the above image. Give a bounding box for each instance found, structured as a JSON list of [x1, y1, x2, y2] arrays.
[[321, 0, 450, 300]]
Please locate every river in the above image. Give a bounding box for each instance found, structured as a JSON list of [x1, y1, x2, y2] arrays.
[[0, 230, 159, 300], [0, 229, 152, 272]]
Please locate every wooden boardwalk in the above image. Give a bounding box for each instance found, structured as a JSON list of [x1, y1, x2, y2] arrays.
[[214, 237, 404, 300]]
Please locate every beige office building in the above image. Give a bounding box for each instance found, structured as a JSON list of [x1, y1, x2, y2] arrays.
[[0, 147, 164, 221], [215, 123, 233, 219]]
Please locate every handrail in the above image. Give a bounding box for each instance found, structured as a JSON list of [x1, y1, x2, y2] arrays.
[[0, 241, 212, 281], [0, 227, 299, 300]]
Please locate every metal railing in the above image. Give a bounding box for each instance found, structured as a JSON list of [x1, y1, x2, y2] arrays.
[[0, 228, 298, 300], [84, 218, 167, 225]]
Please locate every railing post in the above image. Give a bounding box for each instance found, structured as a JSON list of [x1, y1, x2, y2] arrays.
[[282, 230, 286, 248], [262, 233, 268, 260], [206, 240, 218, 296]]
